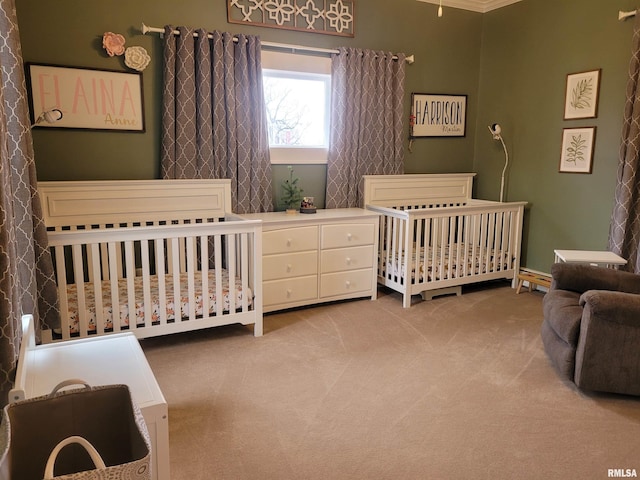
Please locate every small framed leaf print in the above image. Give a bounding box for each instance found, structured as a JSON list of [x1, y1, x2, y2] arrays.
[[564, 69, 601, 120], [559, 127, 596, 174]]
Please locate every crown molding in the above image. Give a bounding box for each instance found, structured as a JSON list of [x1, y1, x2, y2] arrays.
[[416, 0, 523, 14]]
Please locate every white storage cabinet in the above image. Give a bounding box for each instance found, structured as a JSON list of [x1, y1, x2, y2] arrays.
[[10, 316, 170, 480]]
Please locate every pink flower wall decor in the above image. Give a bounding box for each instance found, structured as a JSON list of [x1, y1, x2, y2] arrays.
[[102, 32, 126, 57]]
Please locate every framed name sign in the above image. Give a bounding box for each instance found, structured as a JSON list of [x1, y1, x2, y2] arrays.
[[26, 63, 145, 132], [410, 93, 467, 138]]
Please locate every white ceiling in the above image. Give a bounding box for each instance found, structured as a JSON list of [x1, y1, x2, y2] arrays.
[[416, 0, 522, 14]]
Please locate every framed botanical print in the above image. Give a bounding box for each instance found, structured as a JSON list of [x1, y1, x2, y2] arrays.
[[563, 69, 601, 120], [559, 127, 596, 174]]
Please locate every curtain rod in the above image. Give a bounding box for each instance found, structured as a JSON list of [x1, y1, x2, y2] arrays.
[[140, 23, 415, 64], [619, 10, 637, 20]]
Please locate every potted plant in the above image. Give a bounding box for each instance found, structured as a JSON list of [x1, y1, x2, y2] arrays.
[[281, 166, 303, 214]]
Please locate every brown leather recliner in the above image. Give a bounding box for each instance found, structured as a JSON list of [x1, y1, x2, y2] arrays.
[[542, 262, 640, 395]]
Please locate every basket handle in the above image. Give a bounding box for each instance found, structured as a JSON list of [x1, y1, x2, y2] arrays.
[[49, 379, 91, 396], [43, 436, 107, 479]]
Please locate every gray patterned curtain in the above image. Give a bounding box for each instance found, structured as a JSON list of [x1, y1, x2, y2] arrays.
[[0, 0, 60, 406], [326, 48, 406, 209], [161, 26, 273, 214], [609, 14, 640, 273]]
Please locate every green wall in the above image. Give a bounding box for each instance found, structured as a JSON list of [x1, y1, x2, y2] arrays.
[[16, 0, 635, 272], [16, 0, 482, 181], [475, 0, 637, 272]]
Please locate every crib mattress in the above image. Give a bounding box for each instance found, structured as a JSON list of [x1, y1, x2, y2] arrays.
[[384, 244, 512, 282], [64, 269, 252, 335]]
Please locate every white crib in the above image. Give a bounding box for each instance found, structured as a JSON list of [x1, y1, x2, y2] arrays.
[[363, 174, 526, 307], [38, 179, 262, 342]]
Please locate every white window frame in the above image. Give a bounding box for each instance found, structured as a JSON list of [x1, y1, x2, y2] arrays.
[[261, 51, 331, 165]]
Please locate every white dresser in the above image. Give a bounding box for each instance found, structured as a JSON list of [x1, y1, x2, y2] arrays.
[[241, 208, 380, 312]]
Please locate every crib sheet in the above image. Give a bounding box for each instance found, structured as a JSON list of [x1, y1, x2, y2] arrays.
[[384, 243, 512, 281], [64, 270, 252, 335]]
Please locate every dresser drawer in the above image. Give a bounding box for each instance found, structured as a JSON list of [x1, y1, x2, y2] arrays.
[[263, 276, 318, 307], [321, 245, 374, 274], [321, 223, 375, 249], [320, 269, 374, 298], [263, 226, 318, 255], [263, 251, 318, 281]]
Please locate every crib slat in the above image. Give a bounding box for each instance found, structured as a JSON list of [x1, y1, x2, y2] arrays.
[[481, 213, 488, 272], [404, 216, 413, 286], [116, 227, 125, 279], [494, 211, 504, 272], [214, 235, 223, 317], [167, 234, 175, 276], [155, 238, 168, 326], [487, 212, 495, 272], [454, 215, 462, 279], [384, 217, 392, 281], [470, 214, 479, 276], [90, 243, 105, 336], [124, 240, 136, 332], [186, 234, 196, 321], [54, 245, 71, 340], [141, 239, 152, 327], [87, 224, 107, 282], [72, 244, 89, 338], [462, 215, 470, 277], [486, 213, 495, 274], [431, 218, 439, 281], [422, 218, 431, 283], [240, 232, 249, 312], [447, 215, 455, 280], [378, 216, 386, 280], [505, 211, 514, 270], [200, 235, 210, 319], [390, 217, 399, 282], [475, 214, 483, 274], [440, 217, 448, 280], [179, 222, 187, 273], [170, 237, 181, 321], [108, 242, 121, 333], [414, 217, 423, 285], [227, 234, 237, 313], [100, 233, 110, 281], [400, 217, 407, 284]]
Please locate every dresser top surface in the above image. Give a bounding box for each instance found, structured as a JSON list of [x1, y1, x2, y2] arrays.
[[240, 208, 379, 226]]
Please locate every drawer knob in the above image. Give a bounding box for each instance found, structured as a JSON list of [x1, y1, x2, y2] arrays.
[[286, 239, 292, 247], [286, 289, 292, 297], [346, 257, 352, 265], [286, 264, 292, 272], [347, 233, 353, 241], [345, 280, 351, 288]]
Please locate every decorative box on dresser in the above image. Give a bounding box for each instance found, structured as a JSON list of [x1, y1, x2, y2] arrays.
[[240, 209, 380, 312]]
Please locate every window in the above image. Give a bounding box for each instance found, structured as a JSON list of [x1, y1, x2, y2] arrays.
[[261, 51, 331, 164]]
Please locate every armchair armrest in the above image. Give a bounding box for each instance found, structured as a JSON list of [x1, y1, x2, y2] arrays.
[[580, 290, 640, 327], [575, 289, 640, 395], [551, 263, 640, 295]]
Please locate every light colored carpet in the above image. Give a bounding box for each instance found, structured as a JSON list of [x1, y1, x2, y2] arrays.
[[141, 282, 640, 480]]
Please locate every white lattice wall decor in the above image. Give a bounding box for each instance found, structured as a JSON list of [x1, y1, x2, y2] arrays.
[[227, 0, 355, 37]]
